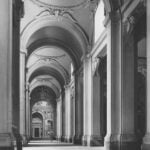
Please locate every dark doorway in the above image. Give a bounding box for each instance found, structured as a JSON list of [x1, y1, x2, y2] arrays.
[[35, 128, 40, 138]]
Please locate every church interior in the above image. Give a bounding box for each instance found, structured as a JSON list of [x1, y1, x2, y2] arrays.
[[0, 0, 149, 150]]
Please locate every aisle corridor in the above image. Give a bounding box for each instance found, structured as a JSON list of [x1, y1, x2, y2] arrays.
[[23, 140, 105, 150]]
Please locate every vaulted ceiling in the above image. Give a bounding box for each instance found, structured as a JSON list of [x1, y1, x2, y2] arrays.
[[21, 0, 100, 104]]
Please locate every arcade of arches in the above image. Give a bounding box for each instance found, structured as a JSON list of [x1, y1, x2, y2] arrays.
[[0, 0, 149, 150]]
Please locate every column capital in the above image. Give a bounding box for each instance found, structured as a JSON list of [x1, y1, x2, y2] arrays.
[[73, 65, 83, 78], [64, 84, 70, 90], [20, 50, 27, 55]]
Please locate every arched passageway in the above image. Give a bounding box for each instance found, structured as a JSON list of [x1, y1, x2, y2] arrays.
[[0, 1, 148, 150]]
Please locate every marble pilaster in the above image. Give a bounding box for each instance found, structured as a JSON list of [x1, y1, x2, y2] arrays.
[[82, 56, 93, 146], [74, 72, 83, 145], [64, 84, 72, 142], [20, 52, 27, 144], [56, 97, 62, 141], [104, 12, 140, 150], [0, 0, 21, 149], [142, 1, 150, 149]]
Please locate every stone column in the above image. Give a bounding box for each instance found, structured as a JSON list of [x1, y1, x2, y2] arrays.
[[98, 57, 107, 146], [70, 83, 75, 143], [64, 84, 72, 142], [0, 0, 21, 149], [20, 52, 27, 144], [28, 96, 31, 140], [56, 97, 62, 141], [142, 1, 150, 149], [25, 83, 30, 141], [74, 71, 83, 145], [61, 90, 65, 141], [92, 72, 102, 146], [104, 12, 140, 150], [82, 56, 93, 146]]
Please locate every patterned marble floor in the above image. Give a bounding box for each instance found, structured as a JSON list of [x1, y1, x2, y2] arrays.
[[23, 140, 105, 150]]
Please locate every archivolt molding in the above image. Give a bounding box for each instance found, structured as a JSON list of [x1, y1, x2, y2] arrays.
[[27, 60, 69, 84], [27, 52, 69, 78], [30, 0, 90, 11], [32, 111, 45, 119], [27, 39, 81, 69], [30, 75, 61, 89], [122, 0, 146, 34], [21, 15, 89, 55], [30, 80, 60, 98]]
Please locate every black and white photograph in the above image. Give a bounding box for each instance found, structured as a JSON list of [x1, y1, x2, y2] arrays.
[[0, 0, 148, 150]]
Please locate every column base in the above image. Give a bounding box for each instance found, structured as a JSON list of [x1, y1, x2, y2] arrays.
[[82, 135, 104, 146], [73, 135, 82, 145], [61, 136, 66, 142], [104, 134, 141, 150], [0, 133, 22, 150], [142, 133, 150, 150], [20, 135, 28, 146], [56, 136, 62, 142], [64, 136, 73, 143]]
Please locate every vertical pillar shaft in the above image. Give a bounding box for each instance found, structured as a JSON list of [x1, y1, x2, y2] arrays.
[[64, 84, 72, 142], [28, 96, 31, 139], [74, 72, 83, 145], [0, 0, 21, 149], [92, 74, 103, 146], [61, 91, 65, 141], [82, 56, 93, 146], [142, 1, 150, 149], [105, 12, 140, 150], [20, 52, 26, 144], [56, 97, 62, 141], [25, 85, 30, 141]]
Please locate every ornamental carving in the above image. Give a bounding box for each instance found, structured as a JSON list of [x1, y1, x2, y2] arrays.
[[92, 57, 99, 76]]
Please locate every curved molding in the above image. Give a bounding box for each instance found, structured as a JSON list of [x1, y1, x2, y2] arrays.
[[30, 75, 61, 91], [30, 81, 60, 98], [27, 39, 80, 68], [30, 86, 57, 105], [21, 15, 89, 55], [28, 66, 66, 87], [28, 56, 69, 77], [30, 77, 61, 98], [30, 0, 89, 10], [28, 52, 69, 77], [32, 111, 44, 119], [27, 59, 69, 84]]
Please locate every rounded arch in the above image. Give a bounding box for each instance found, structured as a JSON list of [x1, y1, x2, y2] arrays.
[[30, 80, 61, 98], [28, 66, 66, 87], [30, 86, 57, 109], [32, 111, 44, 121], [21, 15, 88, 57], [27, 40, 79, 69]]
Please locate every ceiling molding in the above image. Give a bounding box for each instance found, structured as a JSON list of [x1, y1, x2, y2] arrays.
[[27, 39, 81, 69], [28, 66, 66, 87], [30, 78, 61, 98], [27, 59, 69, 83], [21, 15, 89, 56], [30, 0, 90, 10]]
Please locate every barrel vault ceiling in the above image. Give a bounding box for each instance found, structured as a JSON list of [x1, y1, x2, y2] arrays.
[[20, 0, 99, 102]]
